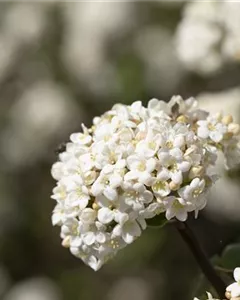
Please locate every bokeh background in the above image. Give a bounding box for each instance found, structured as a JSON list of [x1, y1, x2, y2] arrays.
[[1, 1, 240, 300]]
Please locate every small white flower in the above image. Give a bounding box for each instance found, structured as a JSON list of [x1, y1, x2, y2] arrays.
[[63, 176, 90, 210], [135, 130, 162, 158], [164, 196, 194, 222], [91, 169, 121, 201], [226, 267, 240, 298], [178, 178, 206, 202], [52, 203, 67, 226], [79, 208, 97, 225], [70, 132, 92, 145], [125, 154, 156, 185], [113, 219, 142, 244], [98, 207, 115, 224], [51, 161, 65, 180], [152, 179, 170, 198], [197, 118, 227, 143]]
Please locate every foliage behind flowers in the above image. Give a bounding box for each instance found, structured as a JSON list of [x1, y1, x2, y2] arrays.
[[51, 96, 240, 271]]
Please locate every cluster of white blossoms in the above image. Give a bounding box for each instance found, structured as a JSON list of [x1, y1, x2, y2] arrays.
[[51, 96, 240, 270], [194, 267, 240, 300], [176, 1, 240, 74]]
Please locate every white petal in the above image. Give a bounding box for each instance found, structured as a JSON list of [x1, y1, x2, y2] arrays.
[[234, 268, 240, 282], [148, 98, 159, 110], [83, 232, 95, 245], [114, 211, 129, 225], [231, 283, 240, 298], [137, 217, 147, 230], [78, 198, 89, 210], [122, 232, 135, 244], [98, 207, 114, 224], [226, 282, 238, 292], [51, 162, 64, 180], [171, 171, 183, 185], [190, 178, 200, 189], [71, 237, 82, 247], [52, 213, 63, 226], [176, 209, 188, 222], [146, 158, 156, 172], [173, 136, 185, 148], [96, 232, 106, 243], [110, 174, 122, 188], [170, 148, 182, 161], [178, 161, 191, 172], [104, 187, 118, 201], [88, 255, 102, 271], [165, 207, 175, 220], [112, 224, 122, 237], [139, 172, 153, 186], [122, 221, 141, 244], [80, 208, 97, 224], [197, 127, 209, 139], [210, 131, 223, 143], [142, 190, 153, 203], [157, 169, 170, 181], [96, 195, 109, 207], [124, 171, 138, 182], [91, 182, 103, 196]]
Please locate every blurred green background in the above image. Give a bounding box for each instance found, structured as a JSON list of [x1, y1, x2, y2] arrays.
[[1, 2, 240, 300]]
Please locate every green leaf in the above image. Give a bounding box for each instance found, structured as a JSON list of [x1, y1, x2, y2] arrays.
[[146, 213, 168, 228], [221, 243, 240, 269]]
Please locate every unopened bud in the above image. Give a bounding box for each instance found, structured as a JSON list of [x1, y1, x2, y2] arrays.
[[228, 123, 240, 135], [216, 112, 222, 121], [225, 291, 231, 299], [92, 202, 99, 210], [169, 181, 180, 191], [177, 115, 188, 123], [62, 236, 71, 248], [222, 115, 233, 125], [185, 145, 197, 157], [189, 166, 204, 179]]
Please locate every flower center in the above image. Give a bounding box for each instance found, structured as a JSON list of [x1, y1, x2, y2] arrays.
[[153, 181, 167, 192], [193, 188, 202, 198], [138, 162, 146, 171], [208, 123, 215, 131]]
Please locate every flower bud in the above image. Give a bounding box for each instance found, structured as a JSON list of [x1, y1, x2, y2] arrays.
[[225, 291, 231, 299], [189, 166, 204, 179], [177, 115, 188, 123], [92, 202, 99, 210], [228, 123, 240, 135], [169, 181, 180, 191], [62, 236, 71, 248], [222, 115, 233, 125]]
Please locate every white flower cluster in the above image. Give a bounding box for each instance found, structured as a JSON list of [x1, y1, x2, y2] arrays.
[[194, 267, 240, 300], [176, 1, 240, 74], [51, 96, 240, 270]]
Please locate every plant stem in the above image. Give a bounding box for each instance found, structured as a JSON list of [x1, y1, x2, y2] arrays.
[[174, 220, 226, 299]]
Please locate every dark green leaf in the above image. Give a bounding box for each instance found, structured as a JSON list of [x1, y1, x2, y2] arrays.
[[221, 243, 240, 269], [146, 213, 168, 228]]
